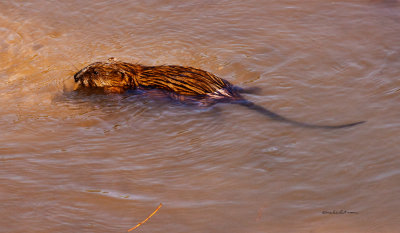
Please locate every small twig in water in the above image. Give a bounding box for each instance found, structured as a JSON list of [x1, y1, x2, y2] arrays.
[[128, 203, 162, 232]]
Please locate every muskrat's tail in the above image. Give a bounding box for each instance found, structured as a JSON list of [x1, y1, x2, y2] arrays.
[[236, 100, 365, 129]]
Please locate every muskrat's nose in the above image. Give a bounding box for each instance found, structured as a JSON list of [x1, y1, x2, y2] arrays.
[[73, 72, 79, 82]]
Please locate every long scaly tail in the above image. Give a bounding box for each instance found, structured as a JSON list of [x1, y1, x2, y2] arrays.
[[236, 100, 365, 129]]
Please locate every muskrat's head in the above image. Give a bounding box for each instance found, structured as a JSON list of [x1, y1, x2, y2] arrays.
[[73, 62, 137, 90]]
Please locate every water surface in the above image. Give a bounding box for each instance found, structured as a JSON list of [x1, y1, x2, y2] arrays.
[[1, 1, 399, 232]]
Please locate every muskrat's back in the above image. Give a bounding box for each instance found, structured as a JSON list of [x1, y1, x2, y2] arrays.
[[139, 65, 229, 96]]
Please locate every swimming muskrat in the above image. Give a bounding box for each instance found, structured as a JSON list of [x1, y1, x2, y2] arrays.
[[73, 61, 365, 129]]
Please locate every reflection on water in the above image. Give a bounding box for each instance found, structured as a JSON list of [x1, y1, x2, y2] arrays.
[[1, 1, 400, 232]]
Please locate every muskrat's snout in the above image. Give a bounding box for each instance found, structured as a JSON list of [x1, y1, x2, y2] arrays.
[[72, 70, 82, 90], [73, 72, 80, 82], [73, 64, 102, 89], [73, 67, 93, 90]]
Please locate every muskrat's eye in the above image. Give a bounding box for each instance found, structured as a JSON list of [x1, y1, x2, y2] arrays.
[[93, 70, 99, 75]]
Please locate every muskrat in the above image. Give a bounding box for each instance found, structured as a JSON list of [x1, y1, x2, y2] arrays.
[[73, 61, 365, 129]]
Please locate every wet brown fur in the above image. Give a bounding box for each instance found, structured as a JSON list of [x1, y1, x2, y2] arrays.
[[74, 61, 241, 105]]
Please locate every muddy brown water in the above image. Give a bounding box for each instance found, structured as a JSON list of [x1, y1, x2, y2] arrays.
[[1, 1, 399, 233]]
